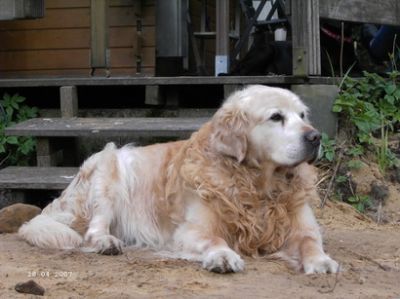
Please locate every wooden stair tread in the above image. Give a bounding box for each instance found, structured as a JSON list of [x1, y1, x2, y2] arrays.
[[5, 117, 210, 137], [0, 76, 337, 88], [0, 167, 77, 190]]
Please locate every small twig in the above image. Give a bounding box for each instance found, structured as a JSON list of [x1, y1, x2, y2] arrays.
[[320, 150, 343, 208], [349, 250, 395, 272], [0, 152, 11, 168], [318, 264, 341, 294], [340, 22, 344, 77]]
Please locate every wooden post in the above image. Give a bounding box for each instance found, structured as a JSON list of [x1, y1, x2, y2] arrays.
[[36, 138, 58, 167], [291, 0, 321, 76], [145, 85, 164, 105], [223, 84, 242, 99], [215, 0, 229, 75], [134, 0, 143, 74], [91, 0, 109, 70], [60, 86, 78, 118]]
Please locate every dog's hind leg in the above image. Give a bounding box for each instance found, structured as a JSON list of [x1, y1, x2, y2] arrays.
[[81, 200, 124, 255]]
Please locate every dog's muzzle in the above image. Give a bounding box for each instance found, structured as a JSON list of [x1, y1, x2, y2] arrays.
[[303, 130, 321, 164]]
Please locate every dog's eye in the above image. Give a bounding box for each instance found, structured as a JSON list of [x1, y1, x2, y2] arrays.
[[270, 113, 284, 122], [300, 112, 305, 119]]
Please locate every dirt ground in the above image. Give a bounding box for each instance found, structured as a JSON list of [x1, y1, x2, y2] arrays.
[[0, 199, 399, 299]]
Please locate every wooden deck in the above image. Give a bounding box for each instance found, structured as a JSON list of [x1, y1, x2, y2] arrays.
[[0, 167, 77, 190], [5, 117, 210, 138], [0, 76, 338, 88]]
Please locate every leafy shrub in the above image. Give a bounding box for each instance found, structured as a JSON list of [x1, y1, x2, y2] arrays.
[[333, 71, 400, 173], [0, 93, 38, 166]]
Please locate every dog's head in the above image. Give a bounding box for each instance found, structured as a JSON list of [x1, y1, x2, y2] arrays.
[[210, 85, 321, 167]]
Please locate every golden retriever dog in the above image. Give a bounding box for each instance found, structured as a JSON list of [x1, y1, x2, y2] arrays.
[[19, 85, 338, 274]]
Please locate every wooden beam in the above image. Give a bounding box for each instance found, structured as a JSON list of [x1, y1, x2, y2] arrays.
[[60, 86, 78, 118], [0, 76, 339, 87], [5, 117, 210, 138], [36, 138, 59, 167], [215, 0, 229, 75], [291, 0, 321, 76], [319, 0, 400, 26], [0, 166, 78, 190], [91, 0, 109, 68]]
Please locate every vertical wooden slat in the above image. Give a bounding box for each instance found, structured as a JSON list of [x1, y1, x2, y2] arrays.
[[134, 0, 143, 74], [60, 86, 78, 118], [215, 0, 229, 75], [291, 0, 321, 76], [91, 0, 109, 68], [36, 138, 58, 167]]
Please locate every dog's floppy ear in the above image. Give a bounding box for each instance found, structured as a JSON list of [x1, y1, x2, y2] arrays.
[[210, 106, 249, 162]]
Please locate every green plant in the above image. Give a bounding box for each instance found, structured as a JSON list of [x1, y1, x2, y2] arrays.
[[333, 71, 400, 173], [0, 93, 38, 166], [347, 159, 365, 170], [347, 194, 372, 213], [320, 133, 336, 162]]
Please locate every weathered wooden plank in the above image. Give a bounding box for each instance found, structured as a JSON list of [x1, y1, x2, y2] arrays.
[[145, 85, 163, 105], [0, 166, 77, 189], [60, 86, 78, 117], [0, 49, 91, 70], [5, 117, 210, 138], [291, 0, 321, 76], [47, 0, 153, 8], [319, 0, 400, 26], [110, 48, 155, 68], [0, 67, 155, 77], [91, 0, 109, 68], [0, 8, 90, 29], [0, 27, 155, 50], [46, 0, 89, 9], [36, 138, 59, 166], [0, 47, 155, 71], [0, 76, 339, 87], [0, 6, 155, 30], [215, 0, 229, 75]]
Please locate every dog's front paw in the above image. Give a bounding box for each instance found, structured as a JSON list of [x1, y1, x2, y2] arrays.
[[84, 234, 124, 255], [303, 254, 339, 274], [203, 248, 245, 273]]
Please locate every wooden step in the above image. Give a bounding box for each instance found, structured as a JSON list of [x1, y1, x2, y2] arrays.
[[0, 167, 77, 190], [0, 76, 336, 88], [5, 117, 210, 138]]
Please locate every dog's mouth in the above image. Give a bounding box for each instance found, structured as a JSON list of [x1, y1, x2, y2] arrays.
[[306, 145, 320, 164]]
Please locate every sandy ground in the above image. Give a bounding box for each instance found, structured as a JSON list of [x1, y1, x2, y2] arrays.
[[0, 201, 399, 299]]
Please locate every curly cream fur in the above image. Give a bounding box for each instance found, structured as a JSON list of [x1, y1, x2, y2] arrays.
[[19, 85, 338, 274]]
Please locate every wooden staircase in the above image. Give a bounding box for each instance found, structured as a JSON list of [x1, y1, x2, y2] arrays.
[[0, 75, 337, 198]]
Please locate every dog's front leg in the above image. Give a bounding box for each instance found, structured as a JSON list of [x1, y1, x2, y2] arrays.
[[287, 204, 339, 274], [83, 207, 123, 255], [173, 224, 244, 273]]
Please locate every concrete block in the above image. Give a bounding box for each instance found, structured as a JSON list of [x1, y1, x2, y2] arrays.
[[291, 84, 338, 137]]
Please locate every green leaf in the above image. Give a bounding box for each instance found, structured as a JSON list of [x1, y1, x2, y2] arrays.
[[3, 93, 10, 102], [356, 202, 365, 213], [14, 95, 25, 103], [384, 95, 395, 105], [0, 143, 5, 153], [347, 159, 364, 170], [332, 105, 342, 113], [6, 136, 19, 145], [11, 101, 19, 110], [348, 146, 364, 157], [335, 175, 348, 183], [347, 196, 359, 203], [384, 83, 396, 95]]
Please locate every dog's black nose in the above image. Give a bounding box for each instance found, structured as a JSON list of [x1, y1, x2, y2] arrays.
[[304, 130, 321, 147]]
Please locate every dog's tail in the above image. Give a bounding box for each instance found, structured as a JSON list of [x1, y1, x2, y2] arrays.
[[18, 214, 83, 249]]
